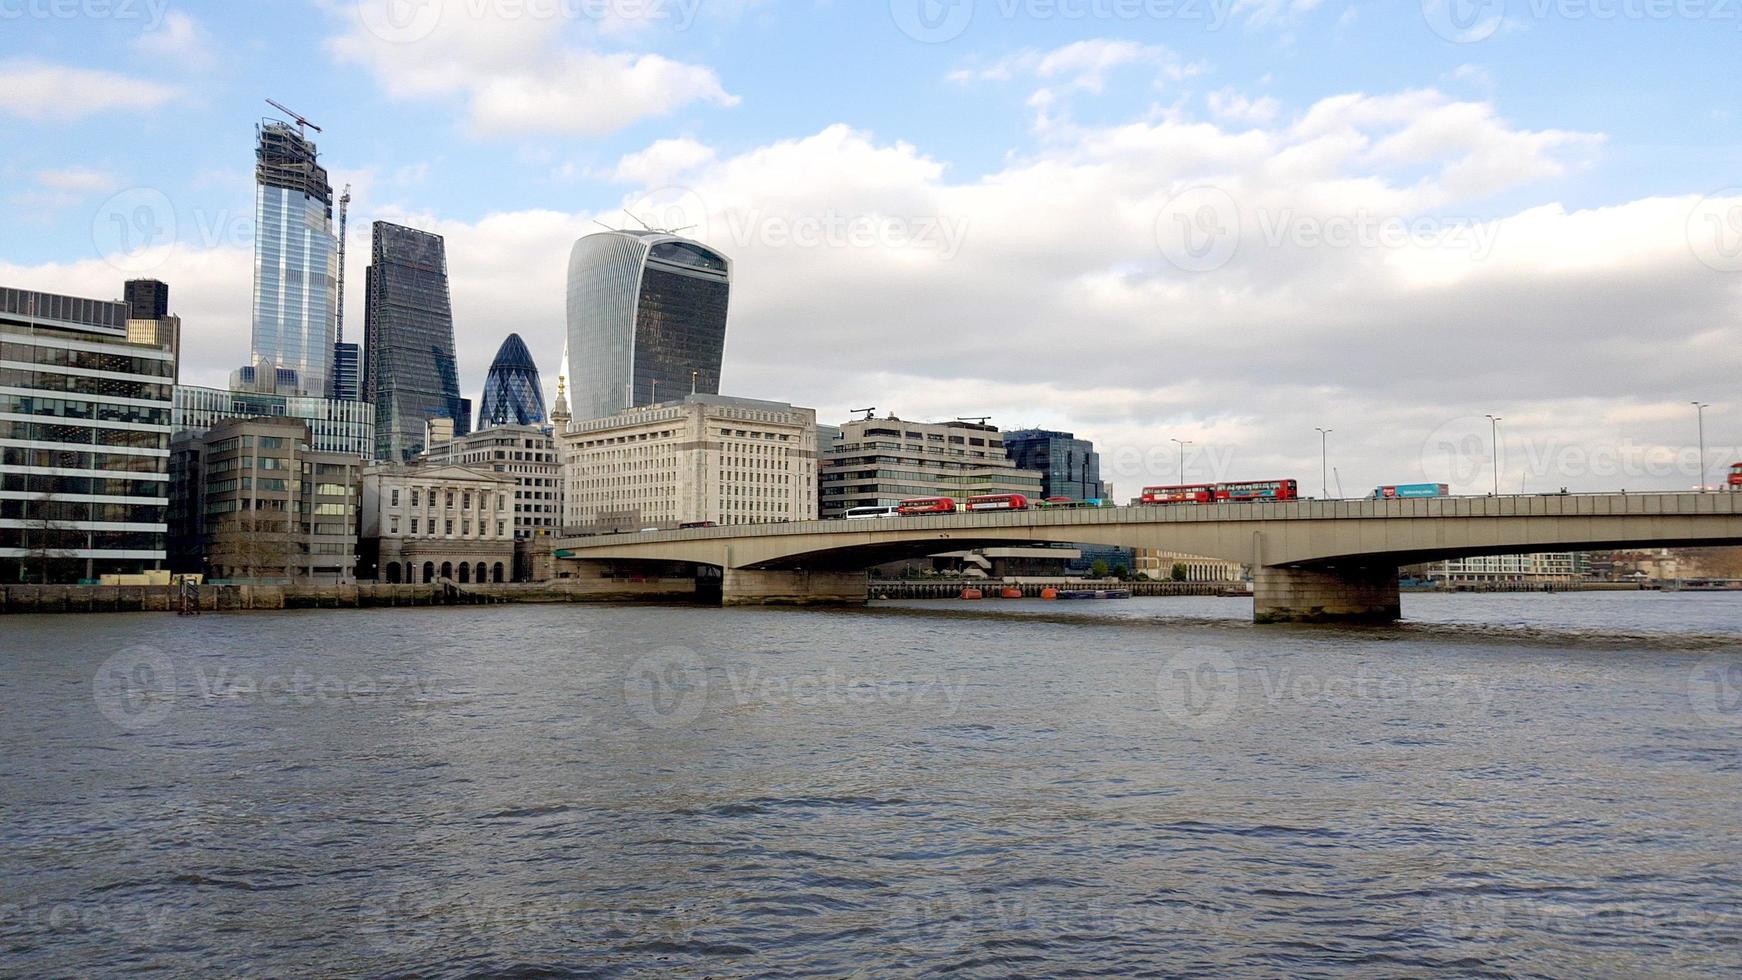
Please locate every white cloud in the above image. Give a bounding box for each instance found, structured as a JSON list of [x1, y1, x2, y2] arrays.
[[10, 85, 1737, 495], [612, 137, 717, 184], [34, 167, 122, 193], [329, 3, 737, 136], [952, 40, 1201, 93], [131, 12, 216, 70], [0, 60, 179, 122], [1208, 89, 1282, 125]]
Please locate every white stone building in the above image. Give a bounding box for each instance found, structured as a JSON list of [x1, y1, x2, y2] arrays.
[[421, 423, 562, 538], [360, 462, 516, 584], [558, 394, 818, 530]]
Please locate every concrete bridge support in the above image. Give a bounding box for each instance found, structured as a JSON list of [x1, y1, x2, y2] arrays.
[[722, 569, 870, 607], [1254, 566, 1401, 624]]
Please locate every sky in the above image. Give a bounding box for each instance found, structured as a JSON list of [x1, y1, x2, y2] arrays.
[[3, 0, 1740, 497]]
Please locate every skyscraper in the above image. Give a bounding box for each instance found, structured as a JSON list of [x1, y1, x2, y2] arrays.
[[1001, 429, 1106, 501], [364, 221, 469, 461], [249, 120, 338, 396], [478, 333, 547, 428], [565, 230, 730, 421]]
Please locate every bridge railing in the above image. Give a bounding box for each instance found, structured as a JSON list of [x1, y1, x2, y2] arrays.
[[555, 490, 1742, 549]]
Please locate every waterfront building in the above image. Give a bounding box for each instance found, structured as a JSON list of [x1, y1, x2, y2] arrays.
[[1427, 553, 1584, 586], [1001, 429, 1105, 501], [173, 384, 374, 458], [565, 230, 730, 420], [818, 416, 1044, 520], [422, 422, 562, 534], [558, 394, 816, 531], [477, 333, 547, 428], [0, 281, 179, 583], [248, 120, 338, 397], [360, 462, 515, 584], [1135, 550, 1248, 583], [365, 221, 469, 461], [167, 416, 361, 583]]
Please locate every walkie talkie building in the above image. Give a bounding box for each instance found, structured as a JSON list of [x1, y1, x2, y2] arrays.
[[565, 230, 730, 421], [478, 333, 547, 428]]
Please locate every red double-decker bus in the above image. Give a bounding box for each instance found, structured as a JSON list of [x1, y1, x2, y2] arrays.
[[1219, 479, 1299, 502], [1141, 484, 1217, 505], [1730, 463, 1742, 489], [966, 493, 1030, 511], [898, 497, 957, 515], [1141, 480, 1300, 505]]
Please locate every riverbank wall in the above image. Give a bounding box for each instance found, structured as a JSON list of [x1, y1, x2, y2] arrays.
[[0, 577, 699, 615]]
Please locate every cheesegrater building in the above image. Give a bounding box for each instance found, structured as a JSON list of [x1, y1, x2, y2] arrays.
[[565, 230, 730, 421], [365, 221, 470, 461]]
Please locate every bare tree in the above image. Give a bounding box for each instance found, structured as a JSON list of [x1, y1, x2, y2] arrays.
[[209, 512, 299, 581], [19, 492, 79, 584]]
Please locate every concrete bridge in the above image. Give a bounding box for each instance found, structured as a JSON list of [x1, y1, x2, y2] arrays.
[[554, 492, 1742, 622]]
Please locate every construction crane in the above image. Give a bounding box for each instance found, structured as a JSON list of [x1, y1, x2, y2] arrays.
[[335, 184, 351, 345], [852, 407, 878, 421], [265, 98, 322, 135]]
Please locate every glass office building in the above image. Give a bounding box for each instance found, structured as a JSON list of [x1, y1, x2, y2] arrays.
[[478, 333, 547, 428], [0, 282, 179, 581], [565, 230, 730, 421], [250, 121, 338, 397], [1001, 429, 1106, 501], [364, 221, 469, 461], [330, 341, 360, 401], [173, 384, 375, 458]]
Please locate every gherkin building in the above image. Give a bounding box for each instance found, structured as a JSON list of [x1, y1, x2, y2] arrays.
[[478, 333, 548, 428]]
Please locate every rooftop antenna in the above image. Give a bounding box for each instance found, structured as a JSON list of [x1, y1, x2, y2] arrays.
[[264, 98, 321, 136], [957, 416, 993, 426], [852, 407, 877, 421]]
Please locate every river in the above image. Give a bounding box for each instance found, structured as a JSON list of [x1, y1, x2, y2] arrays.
[[3, 592, 1739, 976]]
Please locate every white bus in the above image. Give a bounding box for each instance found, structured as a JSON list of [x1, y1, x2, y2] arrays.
[[844, 505, 902, 520]]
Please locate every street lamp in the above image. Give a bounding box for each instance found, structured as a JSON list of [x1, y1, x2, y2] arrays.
[[1171, 438, 1193, 482], [1484, 415, 1503, 496], [1694, 402, 1711, 490], [1315, 427, 1333, 499]]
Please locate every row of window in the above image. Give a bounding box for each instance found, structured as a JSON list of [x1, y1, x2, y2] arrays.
[[0, 342, 175, 379], [0, 368, 172, 403], [0, 394, 170, 426], [1, 448, 166, 474], [1, 473, 166, 497], [0, 499, 166, 524], [0, 420, 166, 449]]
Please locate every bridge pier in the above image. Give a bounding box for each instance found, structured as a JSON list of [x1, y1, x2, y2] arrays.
[[722, 569, 869, 607], [1254, 566, 1401, 624]]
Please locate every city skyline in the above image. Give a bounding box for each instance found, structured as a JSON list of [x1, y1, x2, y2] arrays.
[[4, 3, 1740, 497]]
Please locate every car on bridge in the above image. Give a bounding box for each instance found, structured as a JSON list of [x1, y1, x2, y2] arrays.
[[1731, 463, 1742, 489]]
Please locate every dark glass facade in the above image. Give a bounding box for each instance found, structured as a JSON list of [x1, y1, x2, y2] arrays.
[[330, 341, 360, 401], [1002, 429, 1105, 500], [566, 231, 730, 420], [363, 222, 468, 461], [478, 333, 547, 428]]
